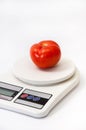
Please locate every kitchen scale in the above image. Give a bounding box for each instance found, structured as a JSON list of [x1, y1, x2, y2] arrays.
[[0, 57, 80, 118]]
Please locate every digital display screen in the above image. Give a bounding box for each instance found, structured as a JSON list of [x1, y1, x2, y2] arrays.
[[0, 82, 22, 101], [0, 87, 15, 97]]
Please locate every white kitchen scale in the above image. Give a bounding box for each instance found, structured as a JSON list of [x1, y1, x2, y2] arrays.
[[0, 57, 80, 118]]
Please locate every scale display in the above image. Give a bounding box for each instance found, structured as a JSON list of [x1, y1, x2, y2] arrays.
[[0, 87, 15, 97], [0, 82, 22, 100]]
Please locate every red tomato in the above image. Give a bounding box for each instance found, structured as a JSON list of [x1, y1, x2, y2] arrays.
[[30, 40, 61, 69]]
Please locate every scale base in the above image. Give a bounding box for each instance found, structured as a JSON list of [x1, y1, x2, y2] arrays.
[[0, 57, 80, 118], [0, 68, 80, 118]]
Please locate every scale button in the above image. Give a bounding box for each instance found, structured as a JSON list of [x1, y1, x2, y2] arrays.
[[26, 95, 40, 102], [27, 95, 33, 100], [33, 97, 40, 102], [20, 93, 28, 99]]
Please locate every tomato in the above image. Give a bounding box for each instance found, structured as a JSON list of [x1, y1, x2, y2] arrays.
[[30, 40, 61, 69]]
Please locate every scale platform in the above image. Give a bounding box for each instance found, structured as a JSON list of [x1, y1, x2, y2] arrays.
[[0, 57, 80, 118]]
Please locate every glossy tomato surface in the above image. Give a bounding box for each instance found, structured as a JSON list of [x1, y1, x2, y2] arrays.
[[30, 40, 61, 69]]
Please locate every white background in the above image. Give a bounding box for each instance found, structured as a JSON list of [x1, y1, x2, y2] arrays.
[[0, 0, 86, 130]]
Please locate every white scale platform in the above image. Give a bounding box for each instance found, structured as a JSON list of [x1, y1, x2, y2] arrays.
[[0, 57, 80, 118]]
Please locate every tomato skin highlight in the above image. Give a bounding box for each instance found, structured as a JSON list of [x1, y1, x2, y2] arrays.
[[30, 40, 61, 69]]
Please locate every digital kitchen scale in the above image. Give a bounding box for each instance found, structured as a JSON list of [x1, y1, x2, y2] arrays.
[[0, 57, 80, 118]]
